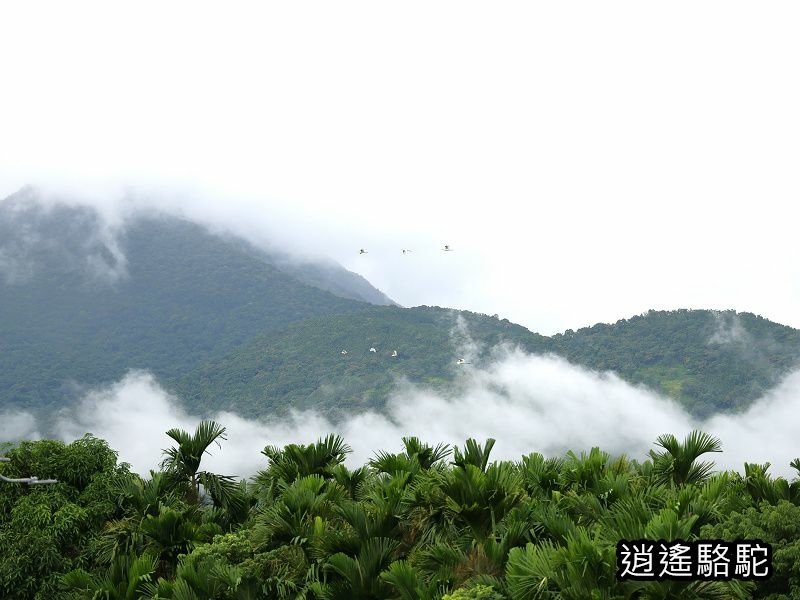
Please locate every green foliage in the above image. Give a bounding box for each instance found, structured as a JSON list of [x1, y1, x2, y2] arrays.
[[443, 584, 505, 600], [62, 551, 157, 600], [552, 309, 800, 417], [258, 434, 352, 490], [5, 427, 800, 599], [380, 560, 440, 600], [649, 431, 723, 487], [702, 501, 800, 598], [0, 437, 130, 599]]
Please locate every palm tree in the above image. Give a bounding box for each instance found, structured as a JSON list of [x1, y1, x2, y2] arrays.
[[742, 461, 800, 505], [62, 552, 158, 600], [519, 452, 565, 500], [443, 440, 525, 542], [452, 439, 495, 473], [370, 437, 451, 478], [92, 471, 181, 565], [253, 474, 346, 550], [142, 549, 244, 599], [160, 420, 241, 510], [402, 437, 452, 470], [258, 434, 352, 493], [380, 560, 440, 600], [649, 430, 722, 486], [316, 537, 401, 599]]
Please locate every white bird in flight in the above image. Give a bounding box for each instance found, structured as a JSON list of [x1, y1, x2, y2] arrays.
[[341, 350, 348, 355], [456, 358, 471, 365], [369, 347, 377, 353], [391, 350, 398, 357]]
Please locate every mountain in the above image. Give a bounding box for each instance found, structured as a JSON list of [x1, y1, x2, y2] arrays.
[[171, 306, 800, 420], [267, 252, 396, 307], [551, 309, 800, 417], [0, 190, 390, 413], [169, 305, 552, 418], [2, 189, 800, 423]]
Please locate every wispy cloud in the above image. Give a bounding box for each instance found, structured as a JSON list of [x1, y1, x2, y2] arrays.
[[708, 311, 753, 347], [0, 410, 42, 443], [0, 192, 128, 285], [31, 346, 800, 479]]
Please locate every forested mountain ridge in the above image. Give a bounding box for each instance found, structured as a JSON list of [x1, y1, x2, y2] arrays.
[[552, 309, 800, 417], [169, 305, 553, 418], [0, 193, 387, 413], [172, 306, 800, 420], [2, 190, 800, 422]]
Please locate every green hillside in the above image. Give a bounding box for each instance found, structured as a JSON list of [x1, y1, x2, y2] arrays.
[[172, 306, 800, 420], [170, 306, 552, 417], [552, 309, 800, 417], [0, 195, 384, 413]]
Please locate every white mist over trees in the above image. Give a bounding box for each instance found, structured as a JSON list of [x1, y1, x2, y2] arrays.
[[23, 348, 800, 479]]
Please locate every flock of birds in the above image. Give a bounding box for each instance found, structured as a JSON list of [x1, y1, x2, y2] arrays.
[[2, 244, 462, 488], [1, 243, 464, 487], [340, 348, 397, 356], [348, 244, 468, 365], [338, 348, 470, 365], [358, 244, 454, 255]]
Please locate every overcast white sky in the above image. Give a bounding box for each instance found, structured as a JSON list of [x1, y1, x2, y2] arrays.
[[1, 2, 798, 334]]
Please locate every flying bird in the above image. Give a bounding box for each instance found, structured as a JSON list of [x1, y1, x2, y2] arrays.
[[359, 249, 368, 255], [341, 350, 348, 355], [442, 244, 453, 251], [391, 350, 398, 357], [401, 249, 412, 254], [369, 347, 377, 353], [456, 358, 471, 365]]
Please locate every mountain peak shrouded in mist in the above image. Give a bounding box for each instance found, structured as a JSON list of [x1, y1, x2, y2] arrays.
[[2, 189, 800, 426], [0, 188, 127, 285], [0, 190, 393, 416], [0, 188, 396, 305]]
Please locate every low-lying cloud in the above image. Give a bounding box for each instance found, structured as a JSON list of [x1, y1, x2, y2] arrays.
[[0, 410, 42, 444], [6, 347, 791, 480], [0, 190, 128, 285], [708, 312, 753, 348]]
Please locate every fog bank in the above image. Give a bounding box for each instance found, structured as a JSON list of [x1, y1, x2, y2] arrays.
[[7, 347, 793, 479]]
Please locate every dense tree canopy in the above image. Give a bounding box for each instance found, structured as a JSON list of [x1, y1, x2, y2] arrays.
[[2, 424, 799, 599], [172, 307, 800, 420]]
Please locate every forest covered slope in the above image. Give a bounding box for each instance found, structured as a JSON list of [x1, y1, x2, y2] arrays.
[[2, 191, 800, 421], [0, 193, 380, 412], [172, 306, 800, 420], [552, 309, 800, 417]]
